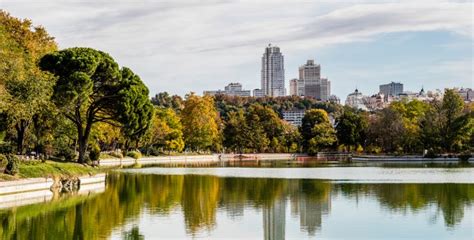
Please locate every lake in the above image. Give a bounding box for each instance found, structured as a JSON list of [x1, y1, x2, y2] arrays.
[[1, 164, 473, 239]]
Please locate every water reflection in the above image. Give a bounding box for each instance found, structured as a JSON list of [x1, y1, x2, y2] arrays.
[[0, 173, 472, 239]]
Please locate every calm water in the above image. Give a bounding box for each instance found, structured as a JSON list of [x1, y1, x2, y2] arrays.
[[1, 165, 473, 239]]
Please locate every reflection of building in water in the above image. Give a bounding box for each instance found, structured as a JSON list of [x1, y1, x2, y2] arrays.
[[263, 198, 286, 240], [298, 194, 331, 235], [289, 181, 331, 236]]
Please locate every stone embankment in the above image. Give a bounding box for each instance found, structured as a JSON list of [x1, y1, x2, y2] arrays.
[[0, 174, 106, 209], [99, 154, 307, 167], [99, 153, 353, 167]]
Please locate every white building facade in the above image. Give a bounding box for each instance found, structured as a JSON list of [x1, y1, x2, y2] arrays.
[[282, 109, 306, 126], [261, 44, 285, 97], [204, 83, 251, 97]]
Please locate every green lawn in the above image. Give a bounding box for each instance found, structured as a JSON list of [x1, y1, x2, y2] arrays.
[[0, 160, 103, 180]]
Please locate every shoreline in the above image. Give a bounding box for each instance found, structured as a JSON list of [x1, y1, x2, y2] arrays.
[[99, 153, 474, 167], [0, 173, 106, 207]]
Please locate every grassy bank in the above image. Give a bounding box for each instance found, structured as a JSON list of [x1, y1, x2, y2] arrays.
[[0, 161, 103, 181]]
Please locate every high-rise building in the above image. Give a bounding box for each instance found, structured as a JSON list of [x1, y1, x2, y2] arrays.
[[320, 78, 330, 101], [261, 44, 285, 97], [379, 82, 403, 99], [298, 60, 330, 101], [297, 79, 305, 96], [299, 60, 320, 99], [289, 79, 298, 96], [203, 82, 251, 97]]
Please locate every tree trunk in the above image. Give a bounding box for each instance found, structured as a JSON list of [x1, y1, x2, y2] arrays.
[[76, 118, 93, 164], [15, 119, 29, 155]]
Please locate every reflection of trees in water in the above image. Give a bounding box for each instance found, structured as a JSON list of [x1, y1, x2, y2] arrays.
[[122, 226, 144, 240], [0, 174, 472, 239], [335, 183, 474, 227]]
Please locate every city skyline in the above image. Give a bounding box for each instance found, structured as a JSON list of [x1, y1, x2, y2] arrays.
[[1, 1, 472, 99]]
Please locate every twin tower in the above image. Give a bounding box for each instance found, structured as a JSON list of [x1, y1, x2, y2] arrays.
[[260, 44, 331, 101]]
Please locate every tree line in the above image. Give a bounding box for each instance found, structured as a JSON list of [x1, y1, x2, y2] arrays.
[[1, 11, 472, 165]]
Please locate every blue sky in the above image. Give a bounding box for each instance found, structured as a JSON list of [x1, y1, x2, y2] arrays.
[[1, 0, 472, 99]]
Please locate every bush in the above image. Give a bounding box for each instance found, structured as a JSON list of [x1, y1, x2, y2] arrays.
[[89, 145, 101, 161], [424, 149, 438, 159], [366, 145, 382, 154], [4, 154, 20, 175], [0, 154, 7, 169], [127, 150, 142, 159], [58, 147, 77, 162], [458, 152, 472, 162], [0, 143, 13, 154], [356, 145, 364, 153]]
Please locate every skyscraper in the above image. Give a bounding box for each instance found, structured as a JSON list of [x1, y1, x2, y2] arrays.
[[298, 60, 331, 101], [320, 78, 330, 101], [261, 44, 285, 97]]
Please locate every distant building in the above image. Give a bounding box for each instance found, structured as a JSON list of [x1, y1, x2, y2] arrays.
[[364, 93, 387, 111], [204, 82, 251, 97], [298, 60, 331, 101], [379, 82, 403, 99], [282, 109, 306, 126], [261, 44, 285, 97], [289, 79, 298, 96], [320, 78, 331, 101], [455, 88, 473, 102], [253, 88, 265, 98], [345, 89, 367, 110], [297, 79, 305, 96]]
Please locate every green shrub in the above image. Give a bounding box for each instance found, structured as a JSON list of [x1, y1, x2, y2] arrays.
[[127, 150, 142, 159], [58, 147, 77, 162], [356, 145, 364, 153], [89, 145, 101, 161], [458, 152, 472, 162], [424, 149, 438, 159], [0, 143, 13, 154], [4, 154, 20, 175], [0, 154, 7, 169]]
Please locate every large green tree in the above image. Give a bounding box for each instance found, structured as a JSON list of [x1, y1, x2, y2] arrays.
[[118, 68, 154, 149], [181, 94, 221, 151], [367, 108, 405, 153], [420, 89, 472, 152], [335, 107, 368, 151], [390, 99, 429, 153], [0, 11, 57, 154], [145, 107, 184, 154], [223, 109, 248, 153], [300, 109, 336, 154], [39, 47, 153, 163]]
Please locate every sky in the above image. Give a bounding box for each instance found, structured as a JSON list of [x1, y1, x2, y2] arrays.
[[1, 0, 473, 99]]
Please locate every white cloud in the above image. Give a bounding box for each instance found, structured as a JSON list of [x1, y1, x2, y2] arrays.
[[1, 0, 472, 96]]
